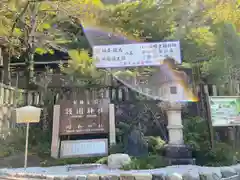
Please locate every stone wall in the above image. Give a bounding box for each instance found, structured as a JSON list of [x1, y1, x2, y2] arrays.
[[1, 164, 240, 180]]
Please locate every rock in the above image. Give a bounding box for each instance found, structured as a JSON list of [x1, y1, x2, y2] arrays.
[[220, 167, 237, 178], [152, 174, 165, 180], [64, 177, 76, 180], [166, 173, 183, 180], [87, 174, 100, 180], [53, 176, 71, 180], [53, 177, 62, 180], [198, 167, 222, 180], [134, 173, 152, 180], [107, 154, 131, 169], [119, 174, 135, 180], [46, 177, 55, 180], [100, 175, 119, 180], [199, 173, 221, 180], [182, 173, 199, 180], [76, 175, 87, 180], [127, 128, 148, 157], [62, 176, 79, 180], [231, 164, 240, 175]]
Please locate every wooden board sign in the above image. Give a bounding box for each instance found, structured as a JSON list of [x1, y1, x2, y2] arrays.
[[59, 97, 109, 135]]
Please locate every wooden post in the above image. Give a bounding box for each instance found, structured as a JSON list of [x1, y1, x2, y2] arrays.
[[24, 122, 30, 169], [109, 103, 116, 145], [212, 85, 218, 96], [205, 90, 215, 149]]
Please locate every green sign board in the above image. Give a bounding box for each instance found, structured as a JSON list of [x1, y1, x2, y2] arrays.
[[209, 96, 240, 126]]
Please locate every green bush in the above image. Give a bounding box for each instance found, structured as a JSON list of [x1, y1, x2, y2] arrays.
[[184, 116, 235, 166], [0, 146, 13, 158], [3, 127, 26, 152], [201, 142, 234, 166], [122, 155, 166, 170], [40, 156, 107, 167], [145, 136, 165, 154], [27, 127, 52, 158], [109, 143, 125, 154], [0, 127, 27, 158], [95, 156, 108, 164], [0, 126, 52, 158]]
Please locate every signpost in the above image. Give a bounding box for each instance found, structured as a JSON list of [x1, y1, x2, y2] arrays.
[[54, 90, 110, 158], [209, 96, 240, 126], [93, 41, 181, 68], [59, 98, 109, 136], [15, 106, 42, 168]]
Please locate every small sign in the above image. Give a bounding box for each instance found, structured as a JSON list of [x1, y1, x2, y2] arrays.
[[15, 105, 42, 169], [15, 106, 42, 123], [60, 139, 108, 158], [93, 41, 181, 68]]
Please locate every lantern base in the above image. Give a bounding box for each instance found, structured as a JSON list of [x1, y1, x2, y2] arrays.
[[163, 144, 195, 165]]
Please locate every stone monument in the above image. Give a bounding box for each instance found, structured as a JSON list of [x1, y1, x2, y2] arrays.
[[150, 58, 195, 165], [127, 126, 148, 157]]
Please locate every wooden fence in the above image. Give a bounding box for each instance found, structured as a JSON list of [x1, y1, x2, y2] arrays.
[[0, 83, 41, 136], [0, 82, 236, 137]]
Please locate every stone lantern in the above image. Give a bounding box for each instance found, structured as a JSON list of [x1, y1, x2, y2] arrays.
[[149, 58, 195, 165]]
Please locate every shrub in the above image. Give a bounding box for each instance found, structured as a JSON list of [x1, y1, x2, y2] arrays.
[[184, 116, 235, 166], [145, 136, 165, 154], [95, 157, 108, 164], [109, 143, 125, 154], [3, 127, 26, 152], [0, 126, 52, 158], [122, 155, 166, 170], [40, 156, 107, 167], [0, 146, 12, 158]]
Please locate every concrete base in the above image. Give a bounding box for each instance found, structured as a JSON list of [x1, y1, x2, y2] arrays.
[[165, 158, 196, 165], [163, 144, 195, 165]]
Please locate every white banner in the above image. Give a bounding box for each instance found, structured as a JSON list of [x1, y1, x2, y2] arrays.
[[93, 41, 181, 68]]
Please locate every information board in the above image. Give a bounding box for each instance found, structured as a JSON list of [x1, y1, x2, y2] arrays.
[[209, 96, 240, 126], [60, 139, 108, 158]]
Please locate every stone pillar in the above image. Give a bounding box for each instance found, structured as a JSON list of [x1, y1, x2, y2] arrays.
[[166, 103, 184, 145], [159, 101, 194, 165], [109, 103, 116, 145], [51, 105, 61, 159]]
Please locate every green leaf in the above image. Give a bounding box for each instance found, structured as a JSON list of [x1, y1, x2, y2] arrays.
[[13, 28, 22, 36], [68, 50, 79, 61], [48, 49, 54, 55], [35, 47, 47, 55], [42, 23, 51, 30]]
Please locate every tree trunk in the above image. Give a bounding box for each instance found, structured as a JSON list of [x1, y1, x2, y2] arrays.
[[41, 106, 49, 131], [2, 48, 10, 85], [41, 90, 52, 132]]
